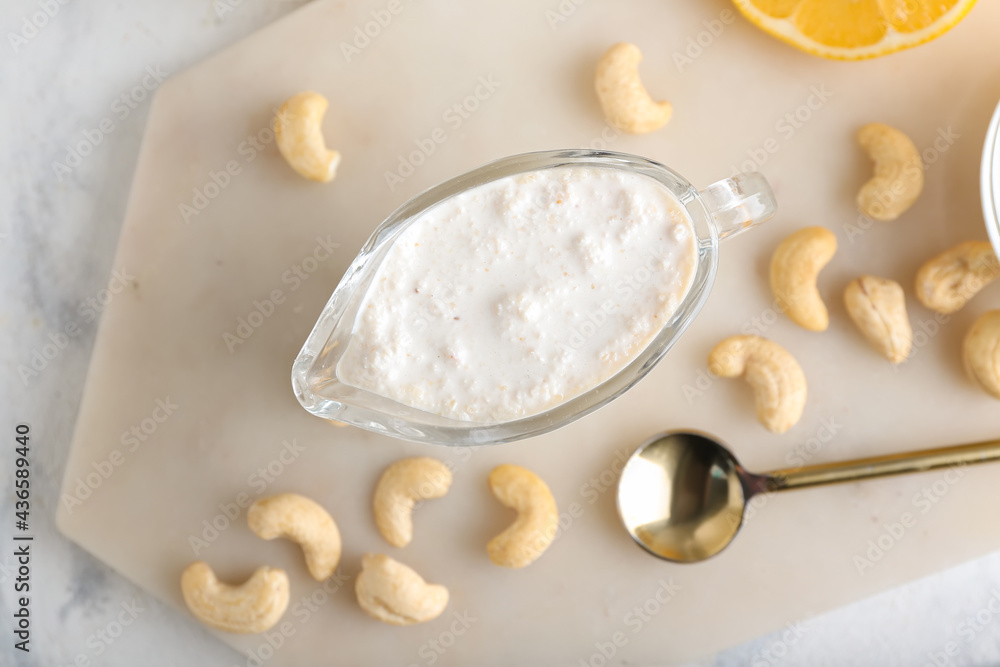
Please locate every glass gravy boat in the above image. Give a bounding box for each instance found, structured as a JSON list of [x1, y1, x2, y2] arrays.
[[292, 150, 776, 446]]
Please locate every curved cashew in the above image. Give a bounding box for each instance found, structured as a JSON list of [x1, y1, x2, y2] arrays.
[[770, 226, 838, 331], [708, 335, 807, 434], [355, 554, 448, 625], [594, 43, 672, 135], [843, 276, 912, 364], [373, 457, 452, 548], [274, 91, 341, 182], [856, 123, 923, 222], [180, 562, 289, 634], [963, 310, 1000, 399], [247, 494, 341, 581], [487, 464, 558, 568], [915, 241, 1000, 314]]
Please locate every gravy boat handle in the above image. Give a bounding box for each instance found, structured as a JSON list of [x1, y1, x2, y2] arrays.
[[700, 172, 777, 241]]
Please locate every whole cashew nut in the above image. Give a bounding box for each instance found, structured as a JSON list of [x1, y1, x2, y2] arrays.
[[373, 457, 453, 548], [594, 42, 672, 135], [915, 241, 1000, 314], [708, 335, 807, 434], [274, 91, 341, 182], [355, 554, 449, 625], [180, 562, 289, 634], [963, 310, 1000, 399], [843, 275, 912, 364], [487, 464, 558, 569], [857, 122, 923, 222], [247, 494, 341, 582], [770, 226, 838, 331]]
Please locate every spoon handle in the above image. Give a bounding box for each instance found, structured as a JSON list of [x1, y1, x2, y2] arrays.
[[763, 438, 1000, 492]]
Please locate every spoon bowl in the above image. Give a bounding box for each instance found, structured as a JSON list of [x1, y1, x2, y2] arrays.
[[617, 432, 748, 563]]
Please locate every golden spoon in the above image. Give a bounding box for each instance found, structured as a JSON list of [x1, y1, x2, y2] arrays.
[[616, 430, 1000, 563]]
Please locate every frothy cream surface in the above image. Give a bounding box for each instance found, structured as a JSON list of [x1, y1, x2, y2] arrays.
[[337, 166, 697, 423]]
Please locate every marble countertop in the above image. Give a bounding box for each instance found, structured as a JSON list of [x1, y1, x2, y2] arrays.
[[4, 0, 1000, 665]]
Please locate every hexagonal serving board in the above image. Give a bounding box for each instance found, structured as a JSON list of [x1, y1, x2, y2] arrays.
[[59, 1, 1000, 664]]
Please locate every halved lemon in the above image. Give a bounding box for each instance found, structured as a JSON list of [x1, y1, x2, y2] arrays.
[[732, 0, 978, 60]]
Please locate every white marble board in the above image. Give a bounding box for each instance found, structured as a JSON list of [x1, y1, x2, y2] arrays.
[[57, 1, 1000, 664]]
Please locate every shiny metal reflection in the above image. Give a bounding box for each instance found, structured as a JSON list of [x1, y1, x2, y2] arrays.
[[617, 432, 745, 563]]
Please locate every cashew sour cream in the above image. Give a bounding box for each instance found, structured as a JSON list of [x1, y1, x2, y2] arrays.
[[337, 166, 698, 423]]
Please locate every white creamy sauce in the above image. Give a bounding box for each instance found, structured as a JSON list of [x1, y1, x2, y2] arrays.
[[337, 166, 697, 423]]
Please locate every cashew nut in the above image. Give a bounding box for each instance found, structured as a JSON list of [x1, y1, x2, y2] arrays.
[[843, 276, 912, 364], [769, 226, 838, 331], [247, 494, 341, 582], [963, 310, 1000, 399], [707, 335, 807, 434], [914, 241, 1000, 314], [180, 562, 289, 634], [594, 43, 672, 134], [856, 122, 923, 222], [487, 464, 558, 568], [373, 457, 452, 548], [355, 554, 448, 625], [274, 91, 341, 182]]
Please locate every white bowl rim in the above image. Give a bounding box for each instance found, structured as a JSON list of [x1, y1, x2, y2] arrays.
[[980, 99, 1000, 257]]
